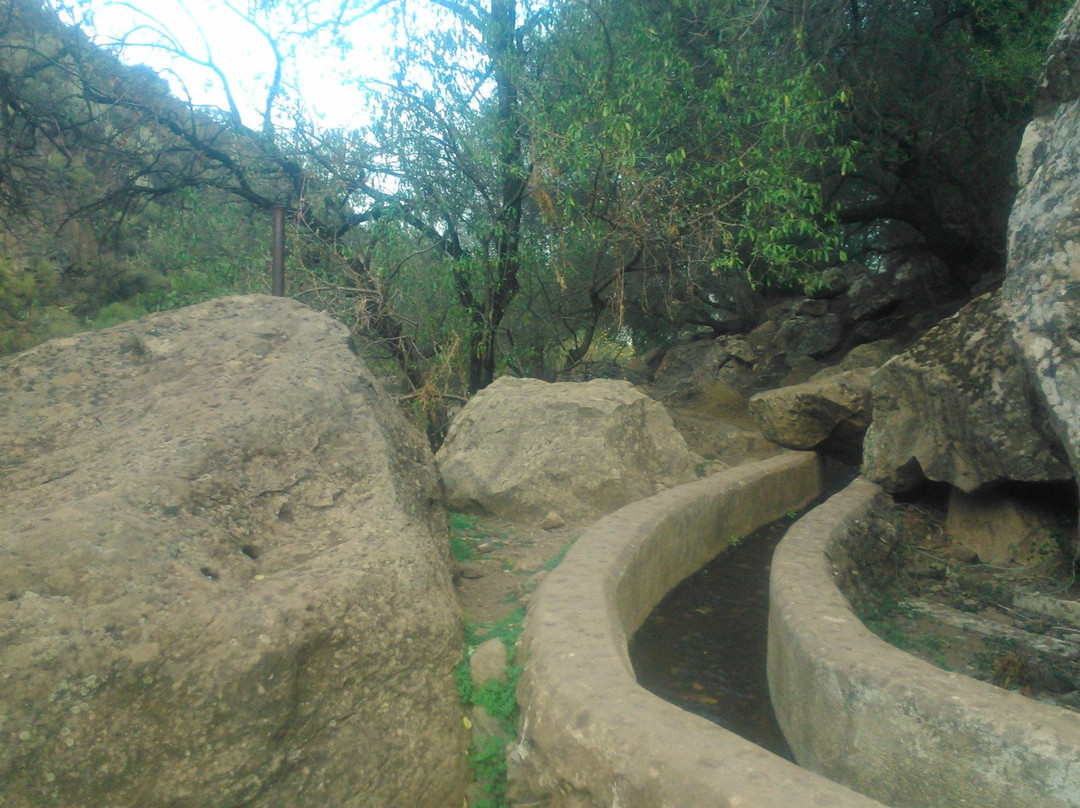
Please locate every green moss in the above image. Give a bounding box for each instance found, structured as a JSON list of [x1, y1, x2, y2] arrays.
[[448, 510, 507, 562]]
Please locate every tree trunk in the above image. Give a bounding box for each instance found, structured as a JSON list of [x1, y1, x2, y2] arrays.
[[463, 0, 526, 393]]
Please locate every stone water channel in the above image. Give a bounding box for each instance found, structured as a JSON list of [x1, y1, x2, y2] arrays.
[[516, 454, 1080, 806], [629, 461, 857, 760], [513, 452, 886, 807], [628, 511, 801, 760]]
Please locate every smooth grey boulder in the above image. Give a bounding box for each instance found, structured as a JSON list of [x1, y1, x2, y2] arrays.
[[436, 377, 701, 520], [0, 295, 467, 807], [1004, 1, 1080, 487], [862, 291, 1070, 493]]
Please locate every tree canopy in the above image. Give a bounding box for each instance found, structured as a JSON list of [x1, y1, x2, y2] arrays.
[[0, 0, 1071, 432], [807, 0, 1073, 285]]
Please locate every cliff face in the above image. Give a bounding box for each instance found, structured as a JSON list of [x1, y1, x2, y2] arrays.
[[1004, 0, 1080, 489]]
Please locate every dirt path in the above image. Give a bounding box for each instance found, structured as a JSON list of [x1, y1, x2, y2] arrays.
[[452, 514, 585, 628]]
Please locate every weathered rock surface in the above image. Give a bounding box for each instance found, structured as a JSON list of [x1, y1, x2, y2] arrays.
[[1004, 1, 1080, 487], [436, 377, 700, 520], [649, 261, 940, 401], [748, 369, 873, 463], [844, 255, 956, 331], [776, 312, 843, 360], [946, 489, 1066, 567], [469, 638, 508, 688], [828, 340, 901, 375], [652, 334, 758, 396], [862, 291, 1070, 493], [0, 295, 466, 807], [664, 381, 783, 467]]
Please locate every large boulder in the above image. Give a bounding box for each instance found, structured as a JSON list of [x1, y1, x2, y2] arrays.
[[0, 296, 467, 807], [436, 377, 701, 520], [1004, 2, 1080, 486], [748, 368, 873, 464], [862, 291, 1070, 493]]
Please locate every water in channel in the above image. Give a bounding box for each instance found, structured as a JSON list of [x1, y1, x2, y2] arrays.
[[628, 511, 801, 761]]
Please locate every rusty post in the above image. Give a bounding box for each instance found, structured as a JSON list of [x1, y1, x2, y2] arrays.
[[272, 204, 286, 296]]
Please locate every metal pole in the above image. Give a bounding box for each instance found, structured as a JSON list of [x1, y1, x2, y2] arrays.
[[272, 205, 286, 296]]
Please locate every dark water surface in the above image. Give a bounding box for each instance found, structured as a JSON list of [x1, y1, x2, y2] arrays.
[[628, 512, 801, 760]]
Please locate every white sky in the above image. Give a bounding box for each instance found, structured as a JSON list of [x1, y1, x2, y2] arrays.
[[65, 0, 410, 130]]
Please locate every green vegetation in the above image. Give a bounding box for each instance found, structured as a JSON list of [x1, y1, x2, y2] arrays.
[[448, 509, 578, 807], [856, 590, 926, 651], [542, 537, 578, 573], [456, 607, 526, 808], [448, 511, 511, 563], [0, 0, 1072, 437], [447, 509, 526, 806], [813, 0, 1074, 285], [448, 512, 486, 563]]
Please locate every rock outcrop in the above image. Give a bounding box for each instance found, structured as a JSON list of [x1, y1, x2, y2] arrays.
[[842, 254, 957, 342], [0, 295, 467, 807], [652, 334, 759, 396], [649, 256, 951, 400], [775, 311, 843, 361], [862, 291, 1070, 493], [436, 377, 701, 520], [1004, 1, 1080, 488]]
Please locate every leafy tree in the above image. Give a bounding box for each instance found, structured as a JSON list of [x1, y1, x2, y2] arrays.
[[7, 0, 1065, 418], [348, 0, 546, 392], [0, 0, 276, 346], [803, 0, 1072, 285], [0, 0, 438, 390], [9, 0, 847, 384], [521, 0, 852, 353]]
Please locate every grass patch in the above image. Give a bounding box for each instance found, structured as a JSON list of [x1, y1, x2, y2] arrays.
[[854, 590, 927, 652], [450, 534, 479, 563], [454, 517, 579, 807], [542, 536, 579, 572], [449, 511, 484, 535], [449, 510, 507, 562], [457, 607, 526, 808]]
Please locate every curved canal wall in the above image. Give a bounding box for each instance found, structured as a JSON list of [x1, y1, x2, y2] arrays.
[[513, 452, 885, 807], [769, 477, 1080, 808]]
